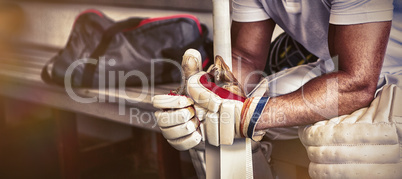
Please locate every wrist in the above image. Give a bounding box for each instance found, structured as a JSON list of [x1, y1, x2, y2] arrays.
[[240, 97, 269, 141]]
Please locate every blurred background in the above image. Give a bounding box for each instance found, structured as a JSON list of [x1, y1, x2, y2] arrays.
[[0, 0, 303, 179], [0, 0, 213, 178]]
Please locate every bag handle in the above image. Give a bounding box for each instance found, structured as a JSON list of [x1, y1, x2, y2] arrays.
[[41, 17, 144, 87], [41, 57, 57, 85], [159, 24, 210, 82], [161, 24, 208, 81], [81, 17, 144, 87], [161, 24, 209, 62]]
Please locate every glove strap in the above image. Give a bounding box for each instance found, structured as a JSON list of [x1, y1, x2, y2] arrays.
[[240, 97, 269, 141]]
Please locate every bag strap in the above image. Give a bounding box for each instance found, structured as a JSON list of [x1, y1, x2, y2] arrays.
[[81, 17, 144, 87], [41, 56, 58, 85], [159, 24, 209, 83], [161, 24, 209, 62]]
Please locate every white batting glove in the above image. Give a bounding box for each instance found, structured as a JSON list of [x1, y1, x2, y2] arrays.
[[153, 95, 207, 150], [186, 56, 269, 146], [152, 49, 207, 151]]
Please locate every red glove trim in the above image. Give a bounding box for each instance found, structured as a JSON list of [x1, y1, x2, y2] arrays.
[[199, 74, 246, 102], [168, 91, 187, 96]]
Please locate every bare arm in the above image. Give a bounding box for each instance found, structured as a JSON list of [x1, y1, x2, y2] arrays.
[[231, 20, 392, 128], [231, 19, 276, 93], [258, 21, 392, 128]]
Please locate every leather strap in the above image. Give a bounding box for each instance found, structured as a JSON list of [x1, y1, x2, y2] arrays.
[[81, 18, 143, 87]]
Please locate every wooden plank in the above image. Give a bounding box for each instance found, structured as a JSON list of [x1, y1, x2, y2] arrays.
[[0, 68, 43, 82], [0, 53, 160, 128], [0, 64, 42, 74], [0, 45, 181, 132], [0, 56, 47, 67], [12, 41, 61, 56], [53, 109, 80, 179]]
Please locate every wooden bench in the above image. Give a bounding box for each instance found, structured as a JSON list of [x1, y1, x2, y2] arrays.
[[0, 1, 214, 178], [0, 1, 310, 178]]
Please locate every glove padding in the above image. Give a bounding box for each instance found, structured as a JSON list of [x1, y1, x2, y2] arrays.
[[153, 94, 207, 150], [152, 49, 207, 151], [187, 56, 268, 145], [299, 84, 402, 178]]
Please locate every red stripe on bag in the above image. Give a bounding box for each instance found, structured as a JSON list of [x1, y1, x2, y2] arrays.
[[127, 14, 203, 35], [77, 9, 104, 19], [72, 9, 104, 29], [199, 73, 246, 102]]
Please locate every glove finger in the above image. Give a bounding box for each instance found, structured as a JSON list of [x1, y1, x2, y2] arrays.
[[199, 121, 206, 142], [219, 100, 243, 145], [160, 117, 199, 140], [167, 130, 203, 151], [211, 56, 246, 97], [182, 49, 202, 80], [152, 94, 193, 109], [194, 104, 207, 122], [187, 72, 247, 112], [155, 107, 195, 127], [205, 112, 219, 146]]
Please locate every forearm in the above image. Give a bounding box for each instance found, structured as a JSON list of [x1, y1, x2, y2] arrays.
[[232, 51, 265, 94], [255, 21, 391, 129], [231, 19, 275, 93], [256, 70, 378, 129]]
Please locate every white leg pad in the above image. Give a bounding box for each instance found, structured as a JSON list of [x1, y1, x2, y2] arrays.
[[309, 163, 402, 179], [300, 84, 402, 179]]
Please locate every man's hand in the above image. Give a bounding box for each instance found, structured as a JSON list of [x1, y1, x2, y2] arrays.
[[152, 49, 207, 151], [153, 94, 207, 150], [153, 49, 270, 149], [187, 56, 268, 145], [231, 20, 391, 130]]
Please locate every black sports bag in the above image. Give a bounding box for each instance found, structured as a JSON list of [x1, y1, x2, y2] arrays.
[[41, 9, 212, 87]]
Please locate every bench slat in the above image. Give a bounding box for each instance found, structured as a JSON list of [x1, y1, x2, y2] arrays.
[[0, 45, 173, 130]]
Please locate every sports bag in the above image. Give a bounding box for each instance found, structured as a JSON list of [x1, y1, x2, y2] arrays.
[[41, 9, 212, 87]]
